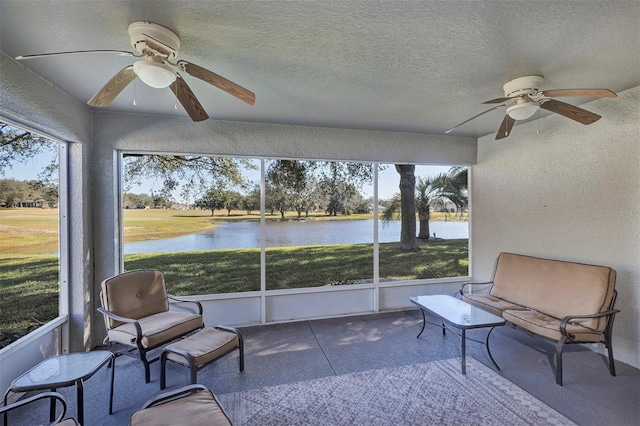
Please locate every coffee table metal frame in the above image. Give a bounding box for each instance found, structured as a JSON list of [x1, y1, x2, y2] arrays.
[[3, 350, 115, 425], [410, 294, 505, 374]]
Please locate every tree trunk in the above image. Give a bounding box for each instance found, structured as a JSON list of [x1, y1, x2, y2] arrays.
[[395, 164, 420, 251], [418, 218, 430, 239]]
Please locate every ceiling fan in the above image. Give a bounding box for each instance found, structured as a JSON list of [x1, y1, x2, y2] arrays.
[[445, 76, 616, 140], [15, 21, 256, 122]]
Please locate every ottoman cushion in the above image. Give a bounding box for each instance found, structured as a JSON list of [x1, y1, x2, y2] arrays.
[[165, 327, 239, 367]]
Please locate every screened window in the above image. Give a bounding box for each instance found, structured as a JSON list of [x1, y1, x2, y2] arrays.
[[0, 122, 64, 348], [120, 153, 468, 296]]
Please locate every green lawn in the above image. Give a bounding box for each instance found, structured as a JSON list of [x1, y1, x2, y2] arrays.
[[0, 239, 467, 344], [1, 207, 468, 346]]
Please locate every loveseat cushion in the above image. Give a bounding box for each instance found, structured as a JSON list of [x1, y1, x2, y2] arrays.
[[503, 309, 603, 343], [490, 253, 616, 331], [108, 311, 203, 348], [462, 294, 528, 317]]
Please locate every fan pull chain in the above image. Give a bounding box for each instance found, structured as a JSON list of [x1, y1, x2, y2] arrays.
[[133, 79, 137, 106], [536, 109, 540, 134]]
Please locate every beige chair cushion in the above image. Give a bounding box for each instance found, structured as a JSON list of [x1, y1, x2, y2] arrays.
[[129, 388, 233, 426], [503, 309, 603, 342], [101, 270, 171, 329], [166, 327, 239, 367], [462, 294, 527, 317], [108, 311, 203, 348], [491, 252, 616, 331]]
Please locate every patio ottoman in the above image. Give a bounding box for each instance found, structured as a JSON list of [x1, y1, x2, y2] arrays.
[[160, 326, 244, 389]]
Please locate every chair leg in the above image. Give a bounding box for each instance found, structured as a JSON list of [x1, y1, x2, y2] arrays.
[[140, 351, 151, 384], [605, 333, 617, 376], [555, 337, 567, 386], [238, 333, 245, 372], [160, 352, 168, 390]]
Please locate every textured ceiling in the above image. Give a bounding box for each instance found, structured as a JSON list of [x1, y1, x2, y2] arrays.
[[1, 0, 638, 138]]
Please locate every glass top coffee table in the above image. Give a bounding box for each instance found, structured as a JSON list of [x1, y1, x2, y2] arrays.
[[410, 294, 505, 374], [3, 350, 115, 425]]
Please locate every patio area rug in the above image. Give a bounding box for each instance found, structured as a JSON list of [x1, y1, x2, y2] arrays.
[[218, 357, 575, 426]]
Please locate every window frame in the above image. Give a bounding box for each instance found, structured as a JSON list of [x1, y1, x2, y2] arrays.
[[0, 119, 70, 352]]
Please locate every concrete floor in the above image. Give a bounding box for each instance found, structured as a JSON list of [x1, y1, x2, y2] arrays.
[[4, 310, 639, 425]]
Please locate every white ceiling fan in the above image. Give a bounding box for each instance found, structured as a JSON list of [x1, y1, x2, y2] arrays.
[[15, 21, 256, 122], [446, 76, 616, 139]]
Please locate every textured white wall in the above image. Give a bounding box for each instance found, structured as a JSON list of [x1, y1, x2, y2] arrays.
[[471, 86, 640, 368], [1, 52, 95, 352], [0, 53, 91, 142]]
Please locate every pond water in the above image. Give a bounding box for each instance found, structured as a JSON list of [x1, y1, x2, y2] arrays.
[[124, 219, 468, 254]]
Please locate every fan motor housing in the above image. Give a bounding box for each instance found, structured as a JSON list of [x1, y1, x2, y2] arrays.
[[503, 75, 544, 98], [128, 21, 181, 59]]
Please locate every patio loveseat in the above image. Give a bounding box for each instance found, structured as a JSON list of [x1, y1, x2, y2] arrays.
[[460, 252, 619, 385]]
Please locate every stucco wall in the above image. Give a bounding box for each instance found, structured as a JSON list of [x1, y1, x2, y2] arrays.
[[1, 52, 94, 352], [471, 86, 640, 368]]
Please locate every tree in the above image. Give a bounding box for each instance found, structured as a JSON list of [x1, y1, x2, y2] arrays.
[[30, 163, 59, 207], [394, 165, 419, 250], [123, 154, 253, 201], [439, 167, 468, 215], [223, 191, 243, 216], [263, 159, 373, 219], [383, 166, 469, 245], [194, 184, 227, 216], [1, 124, 57, 177], [151, 192, 173, 209], [242, 184, 260, 214], [0, 179, 28, 207], [266, 160, 309, 219], [123, 192, 153, 209], [415, 175, 451, 239], [317, 161, 373, 216]]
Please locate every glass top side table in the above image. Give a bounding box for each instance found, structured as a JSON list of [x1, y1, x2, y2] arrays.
[[3, 350, 115, 425]]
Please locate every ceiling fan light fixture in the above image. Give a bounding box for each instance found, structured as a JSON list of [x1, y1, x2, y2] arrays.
[[133, 60, 176, 88], [506, 102, 539, 121]]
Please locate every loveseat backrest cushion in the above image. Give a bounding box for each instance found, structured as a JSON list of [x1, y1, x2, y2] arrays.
[[101, 269, 170, 329], [490, 252, 616, 330]]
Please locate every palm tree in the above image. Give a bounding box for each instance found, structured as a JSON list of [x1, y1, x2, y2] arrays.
[[437, 167, 468, 217], [415, 175, 450, 239], [383, 167, 468, 243]]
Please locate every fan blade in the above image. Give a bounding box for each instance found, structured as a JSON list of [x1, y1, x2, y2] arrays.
[[540, 99, 601, 125], [483, 97, 512, 104], [445, 105, 506, 134], [495, 115, 516, 140], [143, 34, 174, 58], [170, 75, 209, 122], [16, 50, 135, 60], [542, 88, 616, 99], [87, 66, 136, 107], [177, 61, 255, 105]]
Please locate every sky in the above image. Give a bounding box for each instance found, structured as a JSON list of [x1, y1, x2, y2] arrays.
[[7, 151, 457, 202]]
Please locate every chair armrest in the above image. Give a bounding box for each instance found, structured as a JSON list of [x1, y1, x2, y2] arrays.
[[97, 307, 143, 342], [0, 391, 68, 423], [168, 295, 203, 315], [141, 384, 208, 409], [559, 309, 621, 338], [460, 281, 493, 295]]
